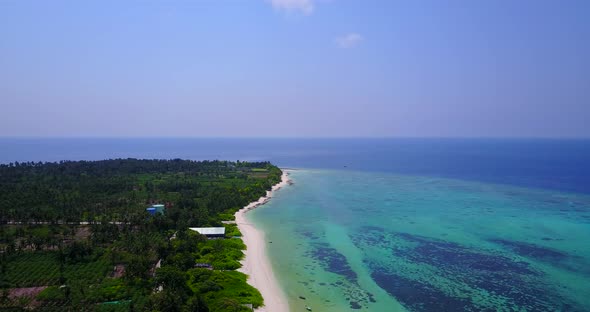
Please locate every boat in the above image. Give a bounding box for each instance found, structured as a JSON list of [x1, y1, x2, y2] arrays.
[[305, 306, 312, 311], [299, 296, 306, 300]]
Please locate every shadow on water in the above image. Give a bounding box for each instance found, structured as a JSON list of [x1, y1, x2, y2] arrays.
[[308, 243, 379, 309], [370, 271, 482, 312], [351, 226, 581, 312], [296, 227, 378, 310], [302, 241, 382, 310], [489, 238, 590, 275], [307, 242, 358, 282], [490, 238, 566, 262], [396, 233, 537, 276]]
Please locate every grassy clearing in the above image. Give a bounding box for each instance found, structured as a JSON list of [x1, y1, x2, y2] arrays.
[[3, 252, 111, 288], [188, 269, 263, 311]]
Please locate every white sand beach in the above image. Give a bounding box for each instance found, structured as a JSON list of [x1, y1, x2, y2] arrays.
[[235, 170, 291, 312]]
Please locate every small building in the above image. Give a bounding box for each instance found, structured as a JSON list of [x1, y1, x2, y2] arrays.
[[194, 263, 213, 270], [152, 204, 165, 214], [189, 227, 226, 238], [146, 204, 165, 215]]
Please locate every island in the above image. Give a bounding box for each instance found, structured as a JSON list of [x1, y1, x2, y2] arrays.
[[0, 159, 283, 311]]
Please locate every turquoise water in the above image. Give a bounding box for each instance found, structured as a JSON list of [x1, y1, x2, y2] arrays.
[[248, 169, 590, 311]]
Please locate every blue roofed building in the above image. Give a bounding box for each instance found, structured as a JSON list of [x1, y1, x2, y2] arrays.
[[146, 204, 165, 215]]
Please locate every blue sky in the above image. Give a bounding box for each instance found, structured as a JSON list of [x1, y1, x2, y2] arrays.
[[0, 0, 588, 137]]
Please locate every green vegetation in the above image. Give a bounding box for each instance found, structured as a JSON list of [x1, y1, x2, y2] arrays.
[[3, 251, 110, 287], [224, 224, 242, 237], [0, 159, 282, 311], [166, 230, 246, 271], [188, 270, 263, 311]]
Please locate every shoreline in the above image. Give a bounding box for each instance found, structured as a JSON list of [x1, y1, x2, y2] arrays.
[[235, 170, 292, 312]]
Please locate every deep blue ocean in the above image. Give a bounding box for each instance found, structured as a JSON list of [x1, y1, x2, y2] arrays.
[[2, 138, 590, 311], [2, 138, 589, 194]]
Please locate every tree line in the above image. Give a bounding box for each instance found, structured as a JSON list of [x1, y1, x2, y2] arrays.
[[0, 159, 282, 311]]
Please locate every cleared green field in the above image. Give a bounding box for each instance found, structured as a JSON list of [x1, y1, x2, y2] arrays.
[[4, 252, 111, 287]]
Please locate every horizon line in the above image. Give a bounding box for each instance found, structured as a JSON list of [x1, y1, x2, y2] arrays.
[[0, 135, 589, 140]]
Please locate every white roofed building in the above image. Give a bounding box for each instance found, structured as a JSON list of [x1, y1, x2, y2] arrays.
[[189, 227, 226, 238]]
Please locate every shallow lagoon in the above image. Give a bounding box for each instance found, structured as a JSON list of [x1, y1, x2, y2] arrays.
[[249, 169, 590, 311]]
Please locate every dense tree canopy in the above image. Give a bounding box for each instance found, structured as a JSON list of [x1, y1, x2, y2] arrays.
[[0, 159, 282, 311], [0, 159, 281, 224]]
